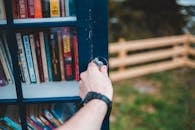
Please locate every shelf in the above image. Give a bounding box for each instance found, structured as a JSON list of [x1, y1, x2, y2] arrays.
[[0, 20, 7, 25], [22, 81, 79, 100], [13, 17, 77, 24], [0, 84, 17, 100]]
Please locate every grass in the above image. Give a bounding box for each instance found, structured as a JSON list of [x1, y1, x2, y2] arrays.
[[110, 68, 194, 130]]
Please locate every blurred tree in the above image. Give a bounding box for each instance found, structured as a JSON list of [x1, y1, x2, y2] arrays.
[[109, 0, 188, 42]]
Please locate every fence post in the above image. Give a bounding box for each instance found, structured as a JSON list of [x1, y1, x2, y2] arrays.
[[118, 38, 127, 72]]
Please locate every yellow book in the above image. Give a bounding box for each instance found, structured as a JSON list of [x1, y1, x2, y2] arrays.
[[50, 0, 60, 17]]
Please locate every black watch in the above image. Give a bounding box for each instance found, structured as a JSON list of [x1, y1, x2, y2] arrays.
[[82, 92, 112, 118]]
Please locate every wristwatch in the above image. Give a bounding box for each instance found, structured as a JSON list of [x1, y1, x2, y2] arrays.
[[82, 91, 112, 118]]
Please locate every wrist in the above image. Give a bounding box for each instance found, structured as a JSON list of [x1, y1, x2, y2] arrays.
[[82, 92, 112, 118]]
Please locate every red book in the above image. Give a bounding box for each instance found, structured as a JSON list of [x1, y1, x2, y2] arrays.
[[27, 0, 35, 18], [71, 34, 79, 81], [34, 33, 45, 82], [34, 0, 42, 18], [18, 0, 28, 18]]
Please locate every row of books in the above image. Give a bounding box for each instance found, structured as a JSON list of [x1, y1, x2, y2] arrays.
[[16, 27, 79, 84], [0, 105, 21, 130], [26, 103, 78, 130], [0, 0, 6, 20], [0, 34, 14, 87], [12, 0, 76, 19]]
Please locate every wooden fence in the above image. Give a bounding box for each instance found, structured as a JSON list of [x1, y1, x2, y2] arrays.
[[109, 34, 195, 82]]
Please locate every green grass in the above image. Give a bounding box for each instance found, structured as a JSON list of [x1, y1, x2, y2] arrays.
[[110, 68, 194, 130]]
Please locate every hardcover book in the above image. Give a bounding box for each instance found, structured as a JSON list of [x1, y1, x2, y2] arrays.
[[27, 0, 35, 18], [34, 33, 45, 82], [18, 0, 28, 18], [0, 0, 6, 20], [34, 0, 43, 18], [49, 32, 61, 81], [29, 34, 40, 83], [50, 0, 60, 17], [16, 33, 30, 84], [62, 28, 73, 80], [42, 0, 50, 17], [23, 34, 37, 83], [39, 32, 49, 82]]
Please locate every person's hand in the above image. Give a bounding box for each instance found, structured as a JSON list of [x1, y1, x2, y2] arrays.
[[79, 62, 113, 101]]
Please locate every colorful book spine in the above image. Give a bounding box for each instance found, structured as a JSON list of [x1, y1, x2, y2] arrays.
[[23, 34, 36, 83], [57, 30, 65, 81], [18, 0, 28, 18], [0, 38, 14, 84], [39, 115, 55, 129], [34, 0, 42, 18], [27, 117, 41, 130], [42, 0, 50, 17], [62, 28, 73, 80], [0, 0, 6, 20], [12, 0, 19, 19], [44, 32, 53, 81], [50, 0, 60, 17], [34, 33, 45, 82], [44, 109, 61, 128], [50, 32, 61, 81], [0, 117, 22, 130], [39, 32, 49, 82], [27, 0, 35, 18], [1, 35, 13, 72], [68, 0, 76, 16], [65, 0, 69, 16], [60, 0, 65, 17], [29, 34, 40, 83], [16, 33, 30, 84], [71, 33, 79, 80]]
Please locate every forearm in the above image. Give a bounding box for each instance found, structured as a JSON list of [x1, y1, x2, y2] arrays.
[[56, 100, 107, 130]]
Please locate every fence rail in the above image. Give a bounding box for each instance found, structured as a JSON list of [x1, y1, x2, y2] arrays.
[[109, 34, 195, 82]]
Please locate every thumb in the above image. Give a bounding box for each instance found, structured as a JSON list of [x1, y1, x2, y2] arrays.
[[100, 65, 108, 76]]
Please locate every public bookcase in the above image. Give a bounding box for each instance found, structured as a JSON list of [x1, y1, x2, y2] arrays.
[[0, 0, 109, 129]]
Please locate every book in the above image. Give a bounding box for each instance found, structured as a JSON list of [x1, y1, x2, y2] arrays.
[[29, 34, 40, 83], [1, 35, 13, 72], [34, 32, 45, 82], [0, 117, 22, 130], [16, 33, 30, 84], [0, 61, 6, 86], [68, 0, 76, 16], [42, 0, 50, 18], [0, 0, 6, 20], [71, 31, 79, 80], [0, 120, 12, 130], [34, 0, 42, 18], [57, 30, 65, 80], [44, 32, 53, 81], [27, 0, 35, 18], [12, 0, 19, 19], [23, 34, 36, 83], [44, 109, 61, 128], [50, 0, 60, 17], [62, 28, 73, 80], [18, 0, 28, 19], [60, 0, 65, 17], [49, 32, 61, 81], [0, 37, 14, 84], [50, 103, 78, 124], [39, 32, 49, 82]]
